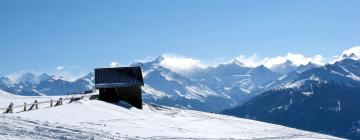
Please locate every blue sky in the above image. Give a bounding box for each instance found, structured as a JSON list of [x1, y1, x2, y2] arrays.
[[0, 0, 359, 77]]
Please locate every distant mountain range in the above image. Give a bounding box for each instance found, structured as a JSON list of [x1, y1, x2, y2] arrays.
[[131, 56, 285, 112], [0, 54, 306, 112], [223, 58, 360, 139], [0, 73, 94, 96]]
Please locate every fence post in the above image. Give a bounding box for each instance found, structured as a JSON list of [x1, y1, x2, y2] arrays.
[[35, 100, 38, 109], [69, 97, 74, 103], [4, 103, 14, 113], [55, 98, 63, 106], [23, 103, 27, 112], [28, 100, 38, 111]]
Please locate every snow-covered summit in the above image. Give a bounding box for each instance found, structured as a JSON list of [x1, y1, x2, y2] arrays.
[[225, 59, 246, 67], [295, 62, 319, 73], [270, 60, 298, 74], [80, 72, 94, 82], [0, 77, 13, 87], [37, 73, 52, 82], [280, 59, 360, 90], [338, 46, 360, 61], [14, 72, 38, 84]]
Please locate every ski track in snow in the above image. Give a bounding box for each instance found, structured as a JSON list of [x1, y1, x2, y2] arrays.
[[0, 115, 129, 140]]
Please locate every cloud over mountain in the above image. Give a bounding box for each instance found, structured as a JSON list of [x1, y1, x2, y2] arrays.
[[234, 53, 325, 69], [158, 54, 206, 74], [339, 46, 360, 60], [138, 47, 357, 75]]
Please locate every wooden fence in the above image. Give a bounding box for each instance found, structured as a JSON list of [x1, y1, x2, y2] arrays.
[[0, 93, 97, 114]]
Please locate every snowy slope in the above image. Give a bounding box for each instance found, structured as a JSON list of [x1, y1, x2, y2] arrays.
[[0, 92, 342, 140]]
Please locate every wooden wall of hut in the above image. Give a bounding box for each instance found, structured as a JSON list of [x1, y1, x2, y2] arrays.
[[99, 87, 142, 109]]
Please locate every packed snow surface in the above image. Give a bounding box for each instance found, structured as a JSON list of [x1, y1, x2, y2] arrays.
[[0, 91, 342, 140]]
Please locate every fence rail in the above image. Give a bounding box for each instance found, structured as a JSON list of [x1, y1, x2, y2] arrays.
[[1, 93, 97, 114]]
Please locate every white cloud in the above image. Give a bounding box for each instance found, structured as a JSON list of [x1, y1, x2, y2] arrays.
[[338, 46, 360, 60], [157, 52, 326, 73], [53, 65, 84, 81], [57, 66, 65, 70], [110, 62, 120, 67], [234, 54, 262, 67], [235, 53, 325, 68], [263, 53, 325, 68], [135, 56, 155, 63], [51, 71, 81, 82], [159, 54, 206, 73], [328, 46, 360, 64]]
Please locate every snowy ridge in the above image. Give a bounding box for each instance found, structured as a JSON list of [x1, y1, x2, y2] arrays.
[[271, 59, 360, 92]]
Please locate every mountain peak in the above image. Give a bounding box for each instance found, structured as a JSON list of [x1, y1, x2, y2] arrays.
[[38, 73, 52, 82], [255, 65, 268, 70], [16, 72, 37, 84], [252, 65, 274, 74], [0, 77, 13, 86], [154, 55, 166, 63], [81, 72, 94, 81], [131, 55, 166, 67], [334, 58, 360, 67], [269, 60, 298, 74], [342, 53, 358, 60], [230, 59, 245, 66], [340, 46, 360, 60], [21, 72, 36, 77], [304, 62, 313, 66], [284, 60, 294, 65]]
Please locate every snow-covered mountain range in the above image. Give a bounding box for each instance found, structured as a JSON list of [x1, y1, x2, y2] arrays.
[[0, 73, 94, 96], [134, 56, 287, 112], [223, 58, 360, 139], [0, 56, 288, 112], [1, 47, 359, 113]]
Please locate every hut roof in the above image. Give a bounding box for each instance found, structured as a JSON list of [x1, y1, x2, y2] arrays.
[[95, 67, 144, 89]]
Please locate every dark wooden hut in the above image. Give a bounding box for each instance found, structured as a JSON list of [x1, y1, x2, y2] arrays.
[[94, 67, 144, 109]]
